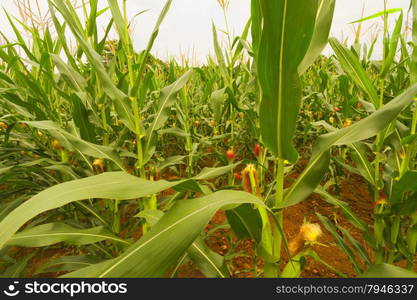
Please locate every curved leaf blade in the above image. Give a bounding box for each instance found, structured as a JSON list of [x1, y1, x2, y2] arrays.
[[144, 70, 194, 154], [298, 0, 336, 74], [7, 223, 128, 247], [360, 264, 417, 278], [63, 191, 263, 278], [138, 210, 228, 278], [0, 172, 187, 249], [330, 38, 379, 107], [283, 84, 417, 208], [26, 121, 125, 170]]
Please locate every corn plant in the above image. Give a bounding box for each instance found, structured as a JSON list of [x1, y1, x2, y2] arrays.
[[1, 0, 417, 278], [249, 0, 417, 278], [310, 2, 417, 273], [248, 0, 335, 277]]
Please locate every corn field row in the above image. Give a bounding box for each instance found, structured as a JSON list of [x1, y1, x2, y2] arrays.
[[1, 0, 417, 278]]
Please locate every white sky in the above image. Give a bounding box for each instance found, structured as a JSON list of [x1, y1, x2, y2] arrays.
[[0, 0, 412, 63]]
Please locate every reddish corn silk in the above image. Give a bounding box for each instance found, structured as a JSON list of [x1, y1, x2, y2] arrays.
[[234, 172, 242, 181], [226, 149, 235, 161], [253, 144, 261, 157]]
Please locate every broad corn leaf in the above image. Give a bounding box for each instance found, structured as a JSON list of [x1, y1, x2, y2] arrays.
[[255, 0, 318, 162]]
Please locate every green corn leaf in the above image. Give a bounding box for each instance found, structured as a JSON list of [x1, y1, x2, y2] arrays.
[[0, 197, 26, 223], [157, 128, 189, 138], [226, 204, 263, 242], [135, 209, 164, 225], [187, 237, 228, 278], [71, 94, 97, 143], [391, 171, 417, 203], [0, 91, 45, 120], [336, 225, 372, 265], [62, 190, 263, 277], [0, 172, 186, 250], [315, 188, 368, 232], [210, 88, 227, 123], [330, 38, 379, 108], [138, 210, 228, 278], [282, 84, 417, 208], [25, 121, 125, 171], [1, 253, 35, 278], [49, 2, 77, 68], [350, 142, 376, 186], [316, 213, 362, 274], [194, 162, 239, 180], [0, 162, 245, 250], [298, 0, 336, 74], [107, 0, 129, 46], [281, 249, 346, 278], [35, 256, 101, 275], [256, 0, 318, 162], [280, 250, 307, 278], [132, 0, 173, 95], [51, 54, 87, 91], [144, 70, 194, 155], [250, 0, 262, 58], [407, 226, 417, 254], [4, 10, 36, 62], [212, 23, 230, 82], [232, 18, 251, 62], [158, 156, 186, 171], [50, 0, 136, 132], [350, 8, 402, 24], [380, 12, 403, 78], [411, 1, 417, 84], [360, 263, 417, 278], [7, 223, 129, 247], [87, 0, 98, 38]]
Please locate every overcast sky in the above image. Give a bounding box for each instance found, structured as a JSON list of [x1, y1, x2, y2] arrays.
[[0, 0, 412, 63]]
